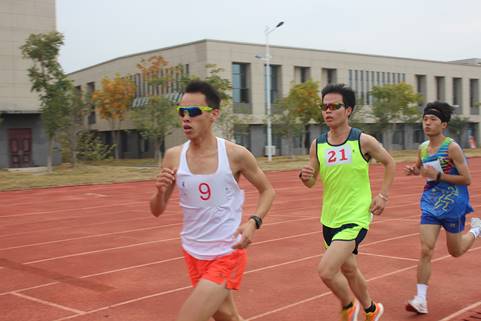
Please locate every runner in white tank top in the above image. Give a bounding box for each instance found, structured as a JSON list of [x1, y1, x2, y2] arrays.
[[177, 137, 244, 260], [149, 81, 275, 321]]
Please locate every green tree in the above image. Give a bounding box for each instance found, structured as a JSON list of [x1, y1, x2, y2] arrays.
[[180, 62, 246, 141], [272, 80, 322, 156], [58, 88, 91, 166], [204, 64, 249, 141], [20, 31, 72, 172], [92, 75, 136, 159], [448, 115, 470, 145], [370, 83, 423, 148], [130, 96, 178, 160]]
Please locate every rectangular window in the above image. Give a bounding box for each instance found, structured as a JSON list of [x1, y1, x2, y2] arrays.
[[415, 74, 427, 105], [295, 66, 310, 83], [470, 79, 479, 107], [452, 77, 462, 108], [360, 70, 364, 104], [86, 82, 96, 125], [435, 76, 446, 101], [269, 65, 281, 103], [348, 69, 353, 88], [234, 125, 251, 150], [232, 63, 250, 104]]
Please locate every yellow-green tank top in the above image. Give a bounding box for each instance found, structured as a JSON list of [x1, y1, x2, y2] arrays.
[[316, 128, 372, 229]]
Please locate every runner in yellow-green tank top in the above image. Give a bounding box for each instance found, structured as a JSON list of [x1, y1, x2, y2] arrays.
[[317, 127, 372, 230], [299, 84, 396, 321]]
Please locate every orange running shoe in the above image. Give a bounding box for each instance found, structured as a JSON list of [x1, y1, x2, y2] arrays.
[[365, 302, 384, 321], [341, 300, 360, 321]]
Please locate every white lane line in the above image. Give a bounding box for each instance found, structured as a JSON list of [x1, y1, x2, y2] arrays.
[[32, 232, 423, 320], [246, 246, 481, 320], [359, 252, 418, 262], [438, 300, 481, 321], [11, 292, 85, 314]]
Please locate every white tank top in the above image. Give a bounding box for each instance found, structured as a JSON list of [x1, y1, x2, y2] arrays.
[[176, 137, 244, 260]]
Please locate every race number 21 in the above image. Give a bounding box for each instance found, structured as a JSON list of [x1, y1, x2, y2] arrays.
[[325, 145, 353, 166]]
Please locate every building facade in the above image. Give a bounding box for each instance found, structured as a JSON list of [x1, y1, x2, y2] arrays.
[[0, 0, 59, 168], [68, 39, 481, 158]]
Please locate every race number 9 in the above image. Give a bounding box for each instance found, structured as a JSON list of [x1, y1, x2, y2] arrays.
[[198, 183, 211, 200]]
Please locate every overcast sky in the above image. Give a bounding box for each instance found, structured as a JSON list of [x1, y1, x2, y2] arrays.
[[57, 0, 481, 73]]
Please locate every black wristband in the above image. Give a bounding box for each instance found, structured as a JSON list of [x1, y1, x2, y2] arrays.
[[249, 215, 263, 229], [436, 172, 442, 182]]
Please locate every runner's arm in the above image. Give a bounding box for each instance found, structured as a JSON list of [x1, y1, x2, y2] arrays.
[[150, 147, 178, 217], [238, 147, 276, 221], [299, 139, 320, 188], [362, 133, 396, 202]]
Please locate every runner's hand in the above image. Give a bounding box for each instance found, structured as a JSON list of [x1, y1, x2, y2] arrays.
[[370, 195, 386, 216], [420, 165, 437, 180], [300, 165, 315, 181], [404, 165, 419, 176], [155, 168, 176, 194], [232, 220, 257, 249]]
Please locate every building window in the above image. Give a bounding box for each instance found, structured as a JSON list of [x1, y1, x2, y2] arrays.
[[232, 63, 250, 104], [348, 69, 353, 88], [413, 127, 425, 143], [435, 76, 446, 101], [269, 65, 281, 103], [415, 75, 427, 105], [453, 77, 462, 107], [295, 66, 310, 83], [392, 129, 404, 145], [234, 125, 250, 149], [86, 81, 96, 124], [470, 79, 479, 107], [322, 68, 337, 86]]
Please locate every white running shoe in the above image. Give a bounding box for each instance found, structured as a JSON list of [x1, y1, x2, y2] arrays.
[[406, 296, 428, 314], [471, 217, 481, 229]]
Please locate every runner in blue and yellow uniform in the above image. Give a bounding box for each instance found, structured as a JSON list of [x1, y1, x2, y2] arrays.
[[300, 84, 396, 321], [405, 102, 481, 315]]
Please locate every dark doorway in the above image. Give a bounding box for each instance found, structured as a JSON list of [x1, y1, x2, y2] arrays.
[[8, 128, 32, 168]]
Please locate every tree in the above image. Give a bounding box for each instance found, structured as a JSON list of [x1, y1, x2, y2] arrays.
[[132, 56, 185, 160], [204, 64, 248, 141], [272, 80, 322, 156], [448, 115, 470, 145], [92, 75, 136, 159], [58, 88, 90, 166], [370, 83, 423, 148], [20, 31, 72, 172], [130, 96, 178, 160], [178, 62, 246, 141]]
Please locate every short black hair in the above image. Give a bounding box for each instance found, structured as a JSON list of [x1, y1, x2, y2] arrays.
[[321, 84, 356, 111], [184, 80, 221, 109], [424, 101, 454, 123]]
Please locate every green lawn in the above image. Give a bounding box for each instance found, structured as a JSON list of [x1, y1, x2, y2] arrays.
[[1, 149, 481, 191]]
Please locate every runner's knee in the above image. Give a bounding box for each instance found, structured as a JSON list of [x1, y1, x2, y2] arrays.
[[420, 244, 435, 259], [318, 263, 337, 282], [213, 309, 241, 321], [341, 263, 357, 279], [447, 245, 464, 257]]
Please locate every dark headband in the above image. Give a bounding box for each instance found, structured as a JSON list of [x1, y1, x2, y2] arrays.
[[423, 108, 449, 123]]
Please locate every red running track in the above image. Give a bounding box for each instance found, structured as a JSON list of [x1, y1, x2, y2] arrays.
[[1, 160, 481, 321]]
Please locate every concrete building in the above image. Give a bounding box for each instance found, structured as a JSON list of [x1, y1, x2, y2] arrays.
[[68, 39, 481, 158], [0, 0, 59, 168]]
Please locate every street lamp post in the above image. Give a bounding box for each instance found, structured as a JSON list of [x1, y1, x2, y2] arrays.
[[264, 21, 284, 162]]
